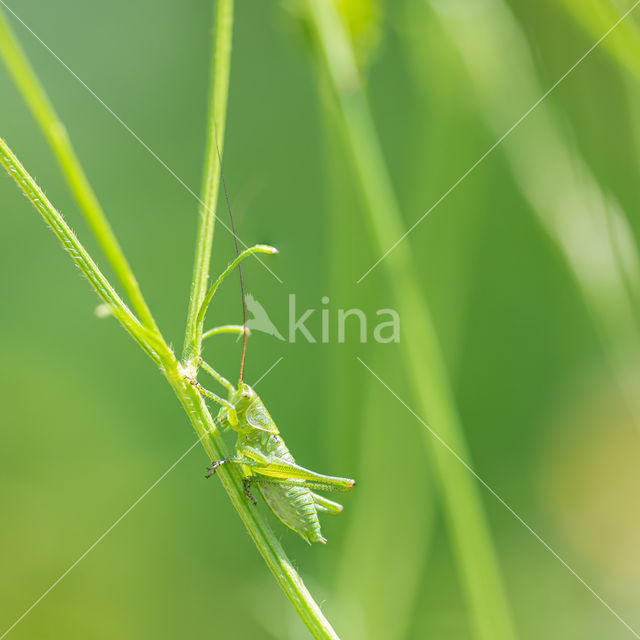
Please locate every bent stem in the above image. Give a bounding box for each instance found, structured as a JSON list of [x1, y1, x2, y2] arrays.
[[191, 244, 277, 355], [203, 324, 249, 340], [304, 2, 516, 639]]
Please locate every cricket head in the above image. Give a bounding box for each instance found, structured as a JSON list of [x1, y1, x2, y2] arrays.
[[217, 382, 279, 435]]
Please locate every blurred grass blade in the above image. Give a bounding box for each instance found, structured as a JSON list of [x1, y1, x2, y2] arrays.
[[321, 94, 436, 640], [0, 8, 159, 332], [335, 358, 435, 640], [0, 137, 163, 363], [304, 2, 516, 638], [425, 0, 640, 419], [560, 0, 640, 80]]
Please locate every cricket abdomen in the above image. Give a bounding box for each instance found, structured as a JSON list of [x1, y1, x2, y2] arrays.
[[240, 433, 327, 543], [258, 482, 326, 544]]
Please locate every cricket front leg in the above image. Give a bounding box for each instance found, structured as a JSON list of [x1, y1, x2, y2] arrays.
[[198, 358, 235, 393], [187, 377, 238, 426]]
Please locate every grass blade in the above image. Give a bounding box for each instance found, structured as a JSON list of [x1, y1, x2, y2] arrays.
[[304, 2, 516, 638], [0, 8, 159, 331]]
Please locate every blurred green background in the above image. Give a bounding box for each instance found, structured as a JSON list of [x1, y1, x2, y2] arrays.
[[2, 0, 640, 638]]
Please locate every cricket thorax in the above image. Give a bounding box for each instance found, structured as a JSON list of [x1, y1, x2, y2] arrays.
[[220, 383, 280, 436], [239, 430, 292, 459]]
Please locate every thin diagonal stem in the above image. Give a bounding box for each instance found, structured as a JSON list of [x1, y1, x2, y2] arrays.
[[0, 138, 163, 363], [0, 8, 158, 332]]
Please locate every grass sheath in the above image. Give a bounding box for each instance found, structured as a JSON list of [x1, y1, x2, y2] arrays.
[[0, 2, 342, 638]]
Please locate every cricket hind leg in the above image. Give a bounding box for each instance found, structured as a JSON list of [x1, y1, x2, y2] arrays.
[[248, 475, 351, 495], [311, 492, 343, 515], [240, 451, 356, 491]]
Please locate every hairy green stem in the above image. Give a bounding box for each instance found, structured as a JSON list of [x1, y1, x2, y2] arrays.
[[0, 138, 164, 365], [305, 2, 516, 639], [179, 2, 341, 637], [1, 132, 340, 640], [0, 8, 158, 332], [183, 0, 234, 361]]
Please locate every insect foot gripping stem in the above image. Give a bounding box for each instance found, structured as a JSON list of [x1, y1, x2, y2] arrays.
[[243, 478, 257, 506], [205, 459, 228, 478], [185, 374, 238, 426]]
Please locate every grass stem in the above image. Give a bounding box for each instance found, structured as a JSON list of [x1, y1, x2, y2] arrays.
[[183, 0, 234, 362], [0, 137, 164, 363]]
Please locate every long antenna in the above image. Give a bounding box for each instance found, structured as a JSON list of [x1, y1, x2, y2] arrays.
[[212, 121, 248, 384]]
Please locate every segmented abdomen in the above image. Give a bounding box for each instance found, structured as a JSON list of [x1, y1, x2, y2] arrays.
[[258, 434, 325, 544], [258, 483, 324, 544]]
